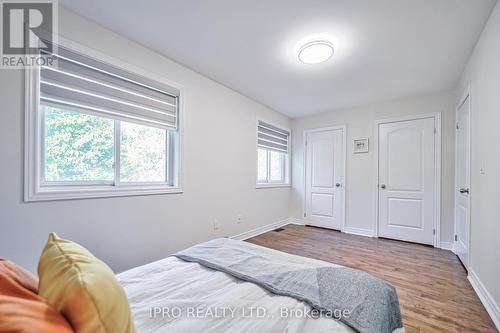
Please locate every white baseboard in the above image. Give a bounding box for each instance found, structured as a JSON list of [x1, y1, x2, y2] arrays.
[[287, 218, 305, 226], [343, 226, 375, 237], [439, 241, 454, 251], [468, 269, 500, 330], [280, 219, 375, 238], [230, 218, 292, 241]]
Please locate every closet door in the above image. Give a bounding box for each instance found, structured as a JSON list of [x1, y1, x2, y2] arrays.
[[304, 128, 344, 230]]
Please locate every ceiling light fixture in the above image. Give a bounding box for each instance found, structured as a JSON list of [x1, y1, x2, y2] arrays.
[[297, 40, 334, 64]]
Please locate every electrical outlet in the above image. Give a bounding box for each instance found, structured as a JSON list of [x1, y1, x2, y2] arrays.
[[480, 161, 486, 175], [213, 219, 220, 230], [236, 214, 244, 224]]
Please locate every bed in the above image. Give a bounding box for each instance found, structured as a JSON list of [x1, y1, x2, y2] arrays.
[[117, 238, 404, 333]]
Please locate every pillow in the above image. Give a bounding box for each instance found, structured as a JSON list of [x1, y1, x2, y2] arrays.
[[0, 272, 74, 333], [0, 259, 39, 293], [38, 233, 136, 333]]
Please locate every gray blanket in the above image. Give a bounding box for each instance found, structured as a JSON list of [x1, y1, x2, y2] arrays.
[[173, 238, 403, 333]]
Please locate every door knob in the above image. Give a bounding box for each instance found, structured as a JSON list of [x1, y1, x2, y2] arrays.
[[459, 188, 469, 194], [335, 183, 341, 188], [380, 184, 386, 189]]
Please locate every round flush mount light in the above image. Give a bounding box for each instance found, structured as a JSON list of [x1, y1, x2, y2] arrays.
[[297, 40, 334, 64]]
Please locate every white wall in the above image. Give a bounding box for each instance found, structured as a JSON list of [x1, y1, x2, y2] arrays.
[[457, 0, 500, 320], [290, 92, 456, 243], [0, 8, 291, 273]]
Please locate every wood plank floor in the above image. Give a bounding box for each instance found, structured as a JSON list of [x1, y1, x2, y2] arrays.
[[247, 224, 497, 333]]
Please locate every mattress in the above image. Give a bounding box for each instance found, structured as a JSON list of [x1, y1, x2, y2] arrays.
[[117, 256, 356, 333]]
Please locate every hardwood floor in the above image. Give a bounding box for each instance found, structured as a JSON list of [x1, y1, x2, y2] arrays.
[[247, 224, 497, 333]]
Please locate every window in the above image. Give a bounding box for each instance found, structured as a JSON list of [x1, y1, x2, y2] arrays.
[[256, 120, 290, 187], [25, 43, 182, 201], [43, 106, 171, 185]]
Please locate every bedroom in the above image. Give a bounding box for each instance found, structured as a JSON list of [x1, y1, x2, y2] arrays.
[[0, 0, 499, 332]]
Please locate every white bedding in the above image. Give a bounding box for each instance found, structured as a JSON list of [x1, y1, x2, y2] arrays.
[[118, 256, 356, 333]]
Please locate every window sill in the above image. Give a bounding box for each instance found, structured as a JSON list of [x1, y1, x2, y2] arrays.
[[24, 185, 183, 202], [255, 183, 291, 189]]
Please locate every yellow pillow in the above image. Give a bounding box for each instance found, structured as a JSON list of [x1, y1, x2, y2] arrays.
[[38, 233, 136, 333]]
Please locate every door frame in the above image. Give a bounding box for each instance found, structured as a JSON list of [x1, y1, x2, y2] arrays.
[[302, 125, 347, 231], [373, 113, 442, 247], [454, 85, 472, 267]]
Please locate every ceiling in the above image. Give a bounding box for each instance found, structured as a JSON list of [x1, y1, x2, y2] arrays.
[[61, 0, 496, 118]]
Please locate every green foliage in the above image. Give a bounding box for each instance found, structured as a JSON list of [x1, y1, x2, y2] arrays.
[[44, 106, 114, 181], [44, 106, 167, 183], [120, 122, 166, 182]]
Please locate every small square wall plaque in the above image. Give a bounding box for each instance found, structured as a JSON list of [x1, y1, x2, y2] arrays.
[[353, 138, 369, 153]]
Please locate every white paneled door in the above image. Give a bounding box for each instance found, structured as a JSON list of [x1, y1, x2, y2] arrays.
[[455, 94, 470, 268], [378, 117, 437, 245], [304, 128, 345, 230]]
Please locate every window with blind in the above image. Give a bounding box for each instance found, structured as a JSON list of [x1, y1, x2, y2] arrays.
[[25, 43, 182, 201], [256, 120, 290, 186]]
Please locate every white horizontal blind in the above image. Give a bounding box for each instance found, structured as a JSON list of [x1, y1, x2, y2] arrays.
[[39, 46, 179, 129], [257, 120, 289, 153]]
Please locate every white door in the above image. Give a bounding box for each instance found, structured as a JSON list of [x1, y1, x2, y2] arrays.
[[304, 129, 344, 230], [455, 95, 470, 268], [378, 117, 437, 245]]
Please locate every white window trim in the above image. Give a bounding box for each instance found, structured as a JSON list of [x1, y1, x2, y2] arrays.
[[255, 118, 291, 189], [256, 183, 291, 189], [24, 37, 184, 202]]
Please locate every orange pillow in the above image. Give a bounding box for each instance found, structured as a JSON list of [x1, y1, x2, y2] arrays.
[[0, 259, 38, 293], [0, 272, 74, 333]]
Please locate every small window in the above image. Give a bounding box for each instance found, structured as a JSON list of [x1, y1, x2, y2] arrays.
[[256, 120, 290, 187], [25, 43, 182, 201]]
